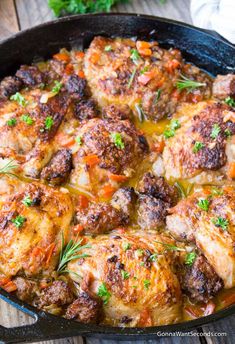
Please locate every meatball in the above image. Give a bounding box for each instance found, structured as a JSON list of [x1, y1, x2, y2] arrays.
[[65, 74, 86, 99], [76, 202, 128, 235], [111, 187, 137, 218], [76, 118, 149, 175], [35, 281, 74, 308], [212, 74, 235, 99], [74, 99, 98, 120], [0, 76, 22, 99], [16, 65, 45, 88], [138, 173, 178, 205], [137, 194, 169, 230], [40, 149, 72, 185], [14, 277, 38, 302], [65, 291, 103, 324], [102, 104, 132, 121], [178, 255, 224, 302]]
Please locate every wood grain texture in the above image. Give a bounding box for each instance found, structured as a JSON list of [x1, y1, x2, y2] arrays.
[[0, 0, 234, 344], [0, 0, 19, 40]]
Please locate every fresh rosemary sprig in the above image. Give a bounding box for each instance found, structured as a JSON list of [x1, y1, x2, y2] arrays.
[[57, 234, 91, 274], [154, 240, 185, 252], [176, 75, 206, 93], [127, 67, 137, 89], [0, 159, 18, 177]]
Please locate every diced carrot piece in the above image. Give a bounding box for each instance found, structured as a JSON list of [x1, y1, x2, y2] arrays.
[[139, 48, 152, 57], [83, 154, 100, 167], [53, 53, 70, 62], [56, 133, 75, 147], [73, 224, 84, 234], [138, 308, 153, 327], [101, 184, 117, 198], [186, 93, 203, 103], [3, 281, 17, 293], [31, 247, 43, 257], [228, 162, 235, 179], [136, 41, 151, 50], [0, 277, 11, 287], [165, 59, 181, 73], [90, 52, 100, 64], [184, 305, 202, 318], [45, 243, 56, 266], [152, 139, 165, 153], [75, 51, 85, 59], [78, 70, 85, 79], [78, 194, 89, 209], [65, 63, 74, 75], [221, 292, 235, 307], [109, 174, 128, 182]]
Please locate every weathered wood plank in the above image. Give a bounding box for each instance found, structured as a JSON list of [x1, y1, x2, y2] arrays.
[[202, 314, 235, 344], [86, 335, 201, 344], [0, 0, 19, 40]]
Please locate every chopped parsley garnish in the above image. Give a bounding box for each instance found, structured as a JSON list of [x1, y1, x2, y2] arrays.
[[212, 217, 229, 230], [104, 45, 112, 52], [97, 283, 111, 304], [21, 114, 34, 125], [176, 75, 206, 93], [211, 124, 221, 139], [11, 215, 26, 228], [197, 198, 209, 211], [52, 80, 63, 93], [140, 66, 149, 74], [185, 252, 197, 266], [224, 96, 235, 108], [127, 67, 137, 89], [211, 187, 223, 196], [22, 195, 33, 207], [45, 116, 54, 130], [136, 249, 144, 256], [225, 129, 232, 137], [110, 132, 125, 149], [7, 118, 17, 127], [122, 242, 131, 251], [75, 136, 83, 146], [140, 262, 145, 267], [193, 141, 205, 153], [163, 119, 181, 139], [130, 49, 140, 65], [154, 89, 162, 104], [143, 279, 151, 290], [121, 270, 130, 280], [154, 240, 185, 252], [149, 253, 158, 262], [10, 92, 28, 107]]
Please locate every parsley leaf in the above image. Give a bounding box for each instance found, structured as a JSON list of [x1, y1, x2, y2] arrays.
[[163, 119, 181, 139], [97, 283, 111, 304], [104, 45, 112, 52], [224, 96, 235, 108], [122, 242, 131, 251], [143, 279, 151, 290], [22, 195, 33, 207], [212, 217, 229, 230], [211, 187, 223, 196], [45, 116, 54, 130], [163, 129, 175, 139], [75, 136, 83, 146], [110, 132, 125, 149], [185, 252, 197, 266], [130, 49, 140, 65], [225, 129, 231, 137], [193, 141, 205, 153], [197, 198, 209, 211], [10, 92, 28, 107], [21, 114, 34, 125], [52, 80, 63, 93], [12, 215, 26, 228], [121, 270, 130, 280], [7, 118, 17, 127], [211, 124, 221, 139]]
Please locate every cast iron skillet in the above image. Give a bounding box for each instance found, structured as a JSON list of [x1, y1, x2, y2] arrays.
[[0, 13, 235, 344]]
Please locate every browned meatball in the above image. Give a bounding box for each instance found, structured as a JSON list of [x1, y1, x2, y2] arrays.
[[65, 74, 87, 99], [74, 99, 98, 120], [111, 187, 137, 218], [76, 118, 149, 175], [65, 291, 103, 324], [16, 65, 45, 88], [14, 277, 38, 302], [0, 76, 22, 99], [137, 195, 169, 230], [76, 202, 128, 235], [178, 255, 223, 302], [212, 74, 235, 99], [102, 104, 132, 121], [138, 173, 178, 205], [35, 281, 74, 308], [40, 149, 73, 185]]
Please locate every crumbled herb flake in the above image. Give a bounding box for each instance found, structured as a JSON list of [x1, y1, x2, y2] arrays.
[[224, 96, 235, 108], [149, 253, 158, 262], [22, 195, 33, 207], [97, 283, 111, 305], [212, 217, 229, 230], [143, 279, 150, 290], [10, 92, 28, 107], [211, 187, 223, 196], [130, 49, 140, 65], [45, 116, 54, 130], [121, 270, 130, 280], [211, 124, 221, 139], [185, 252, 197, 266], [225, 129, 231, 137], [12, 215, 26, 228], [110, 132, 125, 149], [104, 45, 112, 52], [193, 141, 205, 153], [197, 198, 209, 211], [21, 114, 34, 125], [75, 136, 82, 146], [122, 242, 131, 251], [163, 129, 175, 139], [140, 66, 149, 74], [52, 80, 63, 93], [7, 118, 17, 127]]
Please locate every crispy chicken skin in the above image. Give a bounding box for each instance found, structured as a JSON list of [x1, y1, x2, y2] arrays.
[[162, 101, 235, 183], [68, 232, 182, 327], [167, 186, 235, 288], [84, 37, 212, 122], [0, 177, 73, 277]]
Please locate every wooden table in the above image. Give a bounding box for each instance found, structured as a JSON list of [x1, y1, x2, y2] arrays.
[[0, 0, 234, 343]]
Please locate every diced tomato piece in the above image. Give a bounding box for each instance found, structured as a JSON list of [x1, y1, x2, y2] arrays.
[[45, 243, 56, 266], [73, 224, 84, 234], [65, 63, 74, 75], [78, 194, 89, 209], [101, 184, 117, 198], [83, 154, 100, 167], [78, 70, 85, 79], [75, 51, 85, 59], [109, 174, 128, 182], [165, 59, 181, 73], [53, 53, 70, 62], [138, 71, 154, 86]]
